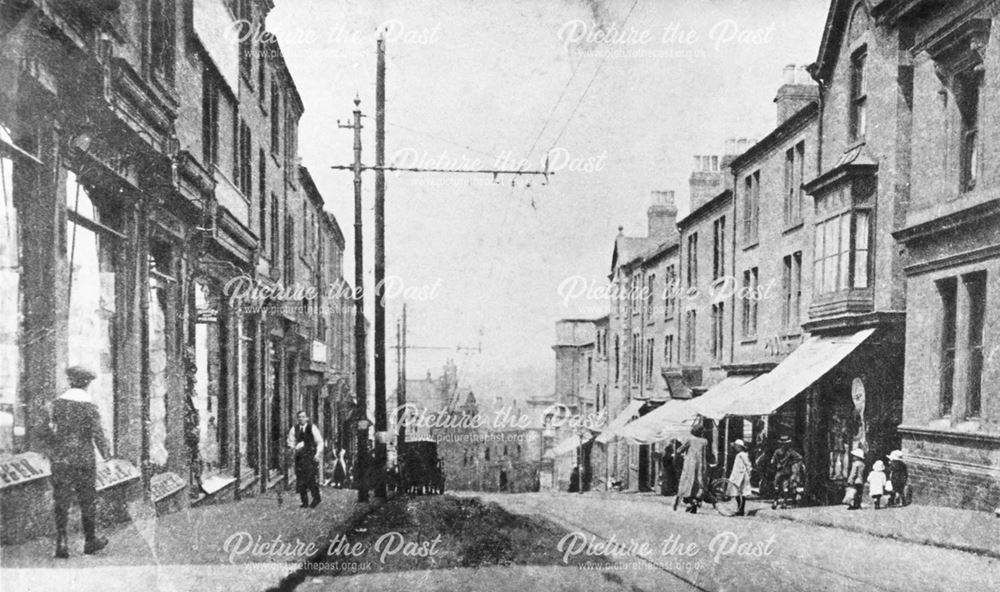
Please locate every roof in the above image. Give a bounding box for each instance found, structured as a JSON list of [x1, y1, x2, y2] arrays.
[[729, 102, 820, 173], [678, 188, 732, 228], [611, 235, 657, 274]]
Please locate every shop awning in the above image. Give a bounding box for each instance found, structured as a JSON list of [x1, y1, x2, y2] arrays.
[[618, 399, 696, 445], [545, 434, 584, 458], [595, 399, 645, 444], [722, 328, 875, 416], [687, 374, 758, 420]]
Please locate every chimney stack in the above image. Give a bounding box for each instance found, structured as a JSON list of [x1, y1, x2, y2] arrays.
[[688, 154, 725, 213], [647, 190, 678, 244], [774, 64, 818, 124]]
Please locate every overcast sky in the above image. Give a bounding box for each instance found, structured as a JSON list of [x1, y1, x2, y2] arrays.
[[268, 0, 829, 396]]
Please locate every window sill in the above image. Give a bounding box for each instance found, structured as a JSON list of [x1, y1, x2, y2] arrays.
[[782, 220, 804, 234], [740, 337, 758, 345], [742, 241, 759, 251]]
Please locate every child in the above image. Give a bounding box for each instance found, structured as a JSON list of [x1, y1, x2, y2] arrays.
[[887, 450, 908, 506], [845, 448, 865, 509], [867, 460, 887, 509], [729, 439, 752, 516]]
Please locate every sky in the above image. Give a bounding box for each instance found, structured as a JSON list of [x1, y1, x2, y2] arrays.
[[267, 0, 830, 399]]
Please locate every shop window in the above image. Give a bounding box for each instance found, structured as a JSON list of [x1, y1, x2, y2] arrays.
[[937, 277, 957, 416], [66, 172, 118, 453], [0, 128, 21, 453]]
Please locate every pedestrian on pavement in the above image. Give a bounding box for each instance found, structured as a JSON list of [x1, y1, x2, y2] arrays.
[[867, 460, 887, 509], [887, 450, 908, 507], [47, 366, 110, 558], [769, 435, 803, 510], [845, 448, 866, 510], [287, 411, 324, 508], [332, 448, 347, 488], [729, 439, 752, 516], [675, 424, 709, 514]]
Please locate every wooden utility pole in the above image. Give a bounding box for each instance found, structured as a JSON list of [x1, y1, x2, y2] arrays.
[[374, 33, 388, 499], [332, 38, 550, 500], [338, 96, 369, 502]]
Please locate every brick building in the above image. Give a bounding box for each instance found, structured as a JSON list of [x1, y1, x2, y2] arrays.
[[0, 0, 355, 544], [882, 0, 1000, 510]]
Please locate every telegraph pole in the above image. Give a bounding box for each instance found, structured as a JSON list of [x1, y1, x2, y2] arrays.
[[332, 38, 550, 500], [373, 33, 388, 499], [338, 96, 368, 503]]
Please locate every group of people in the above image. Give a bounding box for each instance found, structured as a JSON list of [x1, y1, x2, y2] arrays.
[[673, 425, 806, 516], [846, 448, 908, 510]]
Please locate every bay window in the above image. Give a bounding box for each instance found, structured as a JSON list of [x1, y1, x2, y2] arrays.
[[813, 209, 871, 294]]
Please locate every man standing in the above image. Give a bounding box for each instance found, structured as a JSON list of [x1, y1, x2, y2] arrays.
[[287, 411, 324, 508], [770, 435, 804, 509], [49, 366, 110, 558]]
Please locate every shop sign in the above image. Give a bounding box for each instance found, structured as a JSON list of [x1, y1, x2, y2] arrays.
[[0, 452, 51, 489], [95, 459, 141, 491], [149, 471, 186, 502]]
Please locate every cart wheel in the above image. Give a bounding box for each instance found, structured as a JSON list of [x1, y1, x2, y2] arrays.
[[710, 478, 739, 517]]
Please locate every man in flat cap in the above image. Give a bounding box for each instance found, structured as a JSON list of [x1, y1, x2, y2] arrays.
[[49, 366, 110, 558]]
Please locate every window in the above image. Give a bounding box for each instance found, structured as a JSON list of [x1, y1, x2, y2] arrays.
[[684, 310, 697, 363], [850, 49, 867, 139], [711, 302, 724, 361], [1, 127, 23, 452], [614, 334, 620, 385], [631, 333, 640, 385], [965, 272, 986, 418], [664, 264, 676, 319], [938, 278, 957, 416], [781, 252, 803, 329], [686, 233, 698, 288], [813, 211, 871, 294], [957, 68, 983, 192], [236, 120, 252, 196], [284, 214, 295, 285], [270, 82, 281, 157], [741, 268, 759, 338], [270, 192, 280, 263], [646, 274, 655, 319], [645, 338, 654, 383], [743, 171, 760, 244], [202, 72, 219, 167], [258, 38, 267, 105], [712, 215, 726, 280], [784, 141, 805, 225], [258, 149, 267, 254], [587, 356, 593, 384], [237, 0, 252, 82], [664, 334, 674, 366], [149, 0, 175, 82]]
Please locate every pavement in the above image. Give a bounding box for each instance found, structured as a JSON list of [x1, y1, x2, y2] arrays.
[[552, 489, 1000, 559], [454, 491, 999, 592], [0, 485, 366, 592]]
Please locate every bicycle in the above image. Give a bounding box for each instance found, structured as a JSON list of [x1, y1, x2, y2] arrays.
[[673, 477, 741, 517]]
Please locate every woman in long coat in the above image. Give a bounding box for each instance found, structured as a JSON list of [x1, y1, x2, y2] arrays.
[[729, 439, 752, 516], [674, 425, 709, 513]]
